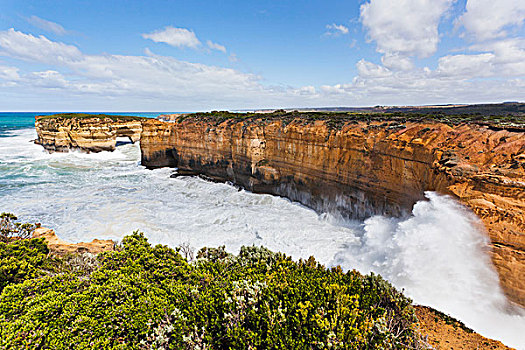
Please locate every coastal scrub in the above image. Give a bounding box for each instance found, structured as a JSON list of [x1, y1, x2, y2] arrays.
[[0, 230, 424, 349]]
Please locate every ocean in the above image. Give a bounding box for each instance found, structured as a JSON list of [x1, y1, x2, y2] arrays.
[[0, 112, 523, 348]]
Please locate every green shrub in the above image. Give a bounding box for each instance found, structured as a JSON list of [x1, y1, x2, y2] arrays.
[[0, 231, 423, 349], [0, 237, 52, 293]]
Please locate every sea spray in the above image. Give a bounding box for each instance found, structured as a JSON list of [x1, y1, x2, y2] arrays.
[[332, 192, 525, 347], [1, 127, 524, 349]]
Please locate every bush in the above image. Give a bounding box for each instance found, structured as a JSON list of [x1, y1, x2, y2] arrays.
[[0, 237, 52, 293], [0, 212, 38, 243], [0, 231, 423, 349]]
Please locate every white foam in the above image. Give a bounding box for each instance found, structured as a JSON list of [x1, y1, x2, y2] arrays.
[[331, 192, 525, 347], [1, 128, 524, 349]]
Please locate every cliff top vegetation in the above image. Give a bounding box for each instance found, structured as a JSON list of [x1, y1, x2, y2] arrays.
[[179, 109, 524, 131], [36, 113, 148, 122]]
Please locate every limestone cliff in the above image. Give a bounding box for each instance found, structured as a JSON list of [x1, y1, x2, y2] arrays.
[[35, 114, 144, 153], [140, 115, 525, 307], [33, 227, 114, 255]]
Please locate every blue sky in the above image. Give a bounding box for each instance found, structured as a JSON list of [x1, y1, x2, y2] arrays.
[[0, 0, 523, 111]]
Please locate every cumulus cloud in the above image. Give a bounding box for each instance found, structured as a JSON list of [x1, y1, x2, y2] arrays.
[[30, 70, 68, 88], [339, 0, 524, 105], [458, 39, 525, 78], [142, 26, 201, 48], [485, 38, 525, 76], [320, 62, 524, 105], [292, 85, 317, 96], [436, 53, 495, 78], [27, 16, 68, 35], [206, 40, 227, 53], [459, 0, 525, 41], [360, 0, 454, 58], [0, 28, 82, 64], [356, 59, 392, 78], [381, 53, 413, 71], [325, 24, 349, 36]]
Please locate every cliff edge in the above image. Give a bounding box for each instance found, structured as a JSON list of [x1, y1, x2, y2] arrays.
[[32, 227, 114, 255], [139, 112, 525, 308]]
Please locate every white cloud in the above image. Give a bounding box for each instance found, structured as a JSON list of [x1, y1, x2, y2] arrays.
[[0, 25, 523, 111], [487, 38, 525, 76], [320, 61, 525, 105], [292, 85, 317, 96], [142, 26, 201, 49], [0, 65, 20, 81], [453, 0, 525, 79], [433, 38, 525, 79], [0, 28, 82, 64], [206, 40, 227, 53], [459, 0, 525, 41], [381, 53, 413, 71], [30, 70, 68, 88], [345, 0, 524, 105], [436, 53, 495, 78], [0, 29, 273, 109], [356, 59, 392, 78], [360, 0, 455, 58], [325, 24, 349, 36], [66, 54, 262, 98], [27, 16, 67, 35]]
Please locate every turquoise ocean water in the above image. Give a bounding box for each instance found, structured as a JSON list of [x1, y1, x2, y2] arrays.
[[0, 112, 523, 348]]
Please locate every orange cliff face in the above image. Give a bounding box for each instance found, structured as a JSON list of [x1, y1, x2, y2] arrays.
[[33, 227, 114, 255], [35, 115, 143, 153], [140, 116, 525, 307]]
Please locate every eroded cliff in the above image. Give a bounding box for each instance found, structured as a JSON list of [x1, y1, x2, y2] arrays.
[[33, 227, 115, 255], [35, 114, 144, 153], [140, 114, 525, 307]]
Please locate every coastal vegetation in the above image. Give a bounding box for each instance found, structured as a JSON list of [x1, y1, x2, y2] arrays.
[[39, 102, 524, 132], [36, 113, 148, 121], [178, 109, 524, 131], [0, 214, 427, 349], [0, 212, 38, 243]]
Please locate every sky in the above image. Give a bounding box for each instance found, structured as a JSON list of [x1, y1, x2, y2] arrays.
[[0, 0, 524, 111]]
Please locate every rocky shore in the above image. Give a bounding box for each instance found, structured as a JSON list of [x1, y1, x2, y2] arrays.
[[35, 112, 525, 309]]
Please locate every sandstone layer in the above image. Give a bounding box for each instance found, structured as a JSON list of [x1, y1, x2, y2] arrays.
[[35, 115, 144, 153], [140, 116, 525, 307], [33, 227, 114, 255]]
